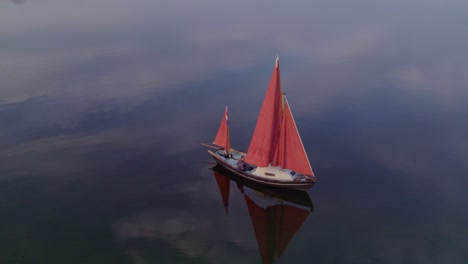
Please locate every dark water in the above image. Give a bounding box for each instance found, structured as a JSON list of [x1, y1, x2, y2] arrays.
[[1, 0, 468, 263]]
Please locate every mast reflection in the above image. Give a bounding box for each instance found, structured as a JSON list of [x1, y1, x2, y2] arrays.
[[211, 165, 314, 264]]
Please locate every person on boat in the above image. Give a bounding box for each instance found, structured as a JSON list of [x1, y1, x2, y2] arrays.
[[221, 149, 231, 158], [237, 155, 253, 171]]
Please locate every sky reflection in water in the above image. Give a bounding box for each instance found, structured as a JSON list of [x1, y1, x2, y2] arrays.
[[0, 0, 467, 263]]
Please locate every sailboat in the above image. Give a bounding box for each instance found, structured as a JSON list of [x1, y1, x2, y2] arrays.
[[204, 56, 316, 190], [210, 165, 313, 264]]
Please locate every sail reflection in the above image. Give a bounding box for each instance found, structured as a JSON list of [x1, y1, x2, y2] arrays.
[[211, 165, 313, 264], [213, 169, 230, 216]]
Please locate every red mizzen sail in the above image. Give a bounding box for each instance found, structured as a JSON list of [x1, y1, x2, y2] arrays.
[[244, 194, 310, 264], [246, 56, 313, 176], [213, 106, 230, 153]]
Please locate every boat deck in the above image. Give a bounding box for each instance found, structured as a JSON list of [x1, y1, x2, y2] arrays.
[[213, 150, 302, 182]]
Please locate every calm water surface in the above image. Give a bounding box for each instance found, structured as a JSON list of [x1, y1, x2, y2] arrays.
[[1, 0, 467, 263]]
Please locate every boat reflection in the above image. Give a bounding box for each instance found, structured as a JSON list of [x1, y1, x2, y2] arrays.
[[211, 165, 314, 264]]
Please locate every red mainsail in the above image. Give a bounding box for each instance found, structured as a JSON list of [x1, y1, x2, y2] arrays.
[[244, 194, 310, 264], [246, 56, 313, 176], [213, 106, 230, 153], [245, 57, 283, 167]]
